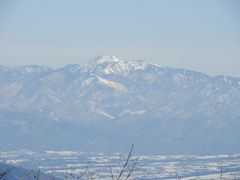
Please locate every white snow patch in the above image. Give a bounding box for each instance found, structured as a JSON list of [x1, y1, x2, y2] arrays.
[[94, 55, 120, 64], [81, 77, 95, 87], [45, 151, 77, 156], [96, 76, 128, 93], [96, 108, 114, 119], [120, 109, 147, 116], [103, 61, 129, 75], [126, 60, 149, 70]]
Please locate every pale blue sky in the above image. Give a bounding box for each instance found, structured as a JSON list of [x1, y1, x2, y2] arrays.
[[0, 0, 239, 76]]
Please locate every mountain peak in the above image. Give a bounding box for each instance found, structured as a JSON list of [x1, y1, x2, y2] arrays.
[[0, 56, 240, 154], [94, 55, 121, 64]]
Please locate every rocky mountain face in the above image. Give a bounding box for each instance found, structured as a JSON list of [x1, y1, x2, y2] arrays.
[[0, 55, 240, 154]]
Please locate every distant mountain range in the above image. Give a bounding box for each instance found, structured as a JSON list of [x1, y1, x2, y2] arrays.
[[0, 55, 239, 154]]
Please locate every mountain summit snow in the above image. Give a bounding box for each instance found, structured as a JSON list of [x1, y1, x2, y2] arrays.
[[93, 55, 121, 64], [0, 56, 240, 154], [85, 55, 151, 75]]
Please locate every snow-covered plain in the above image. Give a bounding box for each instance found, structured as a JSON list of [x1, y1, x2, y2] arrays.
[[0, 151, 240, 179]]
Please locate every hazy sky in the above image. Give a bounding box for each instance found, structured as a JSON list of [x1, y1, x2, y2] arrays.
[[0, 0, 239, 76]]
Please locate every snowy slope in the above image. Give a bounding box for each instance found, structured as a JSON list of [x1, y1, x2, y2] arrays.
[[0, 163, 61, 180]]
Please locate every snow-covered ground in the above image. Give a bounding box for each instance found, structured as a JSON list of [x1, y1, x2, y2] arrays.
[[0, 150, 239, 179]]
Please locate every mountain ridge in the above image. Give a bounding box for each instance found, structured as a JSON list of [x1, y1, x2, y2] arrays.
[[1, 55, 239, 79], [0, 55, 239, 154]]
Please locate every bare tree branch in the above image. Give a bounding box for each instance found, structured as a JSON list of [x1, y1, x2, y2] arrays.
[[117, 144, 134, 180]]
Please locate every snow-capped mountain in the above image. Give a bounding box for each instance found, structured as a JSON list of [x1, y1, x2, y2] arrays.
[[0, 55, 240, 154]]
